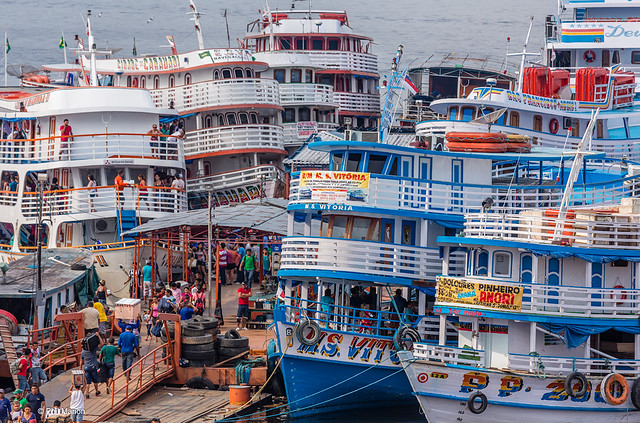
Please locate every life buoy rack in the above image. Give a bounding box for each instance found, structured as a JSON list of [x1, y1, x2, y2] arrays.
[[600, 373, 629, 405], [296, 320, 322, 346], [549, 118, 559, 134], [467, 392, 488, 414], [583, 50, 596, 63], [565, 372, 589, 398], [610, 285, 627, 306]]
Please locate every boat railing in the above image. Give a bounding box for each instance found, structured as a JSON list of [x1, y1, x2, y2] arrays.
[[413, 343, 485, 367], [289, 171, 640, 215], [333, 92, 380, 114], [509, 353, 640, 378], [279, 83, 337, 106], [437, 276, 640, 318], [282, 122, 339, 146], [305, 50, 379, 74], [186, 164, 286, 193], [149, 78, 281, 111], [280, 236, 465, 282], [21, 185, 187, 218], [183, 124, 285, 157], [0, 132, 184, 164], [464, 210, 640, 249]]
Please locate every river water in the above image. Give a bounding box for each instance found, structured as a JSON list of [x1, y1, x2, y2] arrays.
[[3, 0, 555, 421]]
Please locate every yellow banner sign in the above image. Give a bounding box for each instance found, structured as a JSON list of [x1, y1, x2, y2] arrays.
[[436, 276, 523, 312], [299, 171, 370, 203]]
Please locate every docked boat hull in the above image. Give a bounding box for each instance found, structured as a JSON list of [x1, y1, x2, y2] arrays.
[[403, 360, 639, 423]]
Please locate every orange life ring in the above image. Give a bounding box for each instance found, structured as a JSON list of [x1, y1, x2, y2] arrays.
[[601, 373, 629, 405], [610, 285, 627, 306], [549, 118, 559, 134], [583, 50, 596, 63], [132, 78, 139, 87], [446, 141, 509, 153], [445, 132, 508, 143]]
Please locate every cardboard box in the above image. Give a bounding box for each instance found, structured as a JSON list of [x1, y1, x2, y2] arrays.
[[71, 369, 84, 386], [115, 298, 142, 320]]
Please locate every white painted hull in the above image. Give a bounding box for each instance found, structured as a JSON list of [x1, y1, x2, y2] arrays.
[[403, 360, 640, 423]]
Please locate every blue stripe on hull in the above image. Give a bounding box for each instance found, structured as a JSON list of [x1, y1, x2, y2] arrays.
[[280, 355, 416, 417]]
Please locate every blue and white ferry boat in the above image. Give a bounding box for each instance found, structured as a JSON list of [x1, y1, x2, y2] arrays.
[[272, 119, 640, 416], [401, 125, 640, 422]]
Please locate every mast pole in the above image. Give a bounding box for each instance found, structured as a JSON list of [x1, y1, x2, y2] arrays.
[[517, 16, 535, 92], [4, 30, 7, 87], [87, 10, 98, 87], [62, 29, 68, 64], [189, 0, 205, 50]]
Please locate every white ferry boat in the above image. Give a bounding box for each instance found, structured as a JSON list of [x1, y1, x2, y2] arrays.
[[402, 123, 640, 422], [544, 0, 640, 92], [270, 122, 640, 415], [244, 6, 381, 130], [416, 65, 640, 160]]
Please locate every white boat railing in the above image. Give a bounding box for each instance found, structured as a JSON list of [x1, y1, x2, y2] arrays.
[[280, 236, 465, 281], [333, 92, 381, 114], [289, 173, 640, 215], [509, 353, 640, 377], [186, 164, 286, 193], [305, 50, 379, 74], [279, 83, 337, 107], [464, 211, 640, 249], [0, 133, 184, 164], [22, 185, 187, 218], [413, 343, 485, 367], [437, 276, 640, 318], [282, 122, 339, 146], [183, 124, 285, 157], [149, 78, 281, 111]]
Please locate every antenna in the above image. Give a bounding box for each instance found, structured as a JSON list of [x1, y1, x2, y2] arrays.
[[87, 9, 98, 87], [507, 16, 541, 92], [188, 0, 205, 50], [221, 9, 231, 49], [379, 45, 409, 144]]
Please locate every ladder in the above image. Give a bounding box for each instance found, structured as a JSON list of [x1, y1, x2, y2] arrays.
[[0, 320, 20, 389]]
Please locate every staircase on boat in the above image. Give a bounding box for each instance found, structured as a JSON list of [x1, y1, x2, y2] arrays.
[[0, 320, 20, 389]]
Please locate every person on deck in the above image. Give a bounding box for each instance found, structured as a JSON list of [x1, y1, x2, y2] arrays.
[[81, 302, 100, 335], [389, 288, 408, 328], [114, 169, 126, 210], [93, 298, 108, 343], [25, 384, 45, 422], [80, 343, 101, 399], [118, 325, 138, 380], [142, 260, 153, 301], [147, 124, 161, 157], [17, 350, 31, 392], [236, 282, 251, 331], [68, 383, 86, 423], [95, 279, 107, 306], [98, 337, 119, 394], [262, 248, 271, 282], [239, 249, 257, 290], [0, 388, 11, 423], [87, 174, 97, 213], [179, 302, 194, 321], [59, 119, 73, 159], [28, 347, 47, 387], [217, 242, 227, 286]]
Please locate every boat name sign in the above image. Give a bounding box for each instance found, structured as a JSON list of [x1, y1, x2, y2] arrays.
[[299, 171, 369, 203], [436, 276, 523, 312], [505, 91, 578, 112]]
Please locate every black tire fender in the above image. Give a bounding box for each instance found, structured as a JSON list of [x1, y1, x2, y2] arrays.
[[182, 343, 216, 353], [225, 329, 241, 339], [219, 336, 249, 348], [186, 376, 217, 390], [565, 372, 588, 398], [182, 323, 205, 337], [393, 325, 420, 351], [182, 349, 217, 361], [631, 377, 640, 410], [182, 334, 214, 345], [467, 392, 488, 414], [296, 320, 322, 346]]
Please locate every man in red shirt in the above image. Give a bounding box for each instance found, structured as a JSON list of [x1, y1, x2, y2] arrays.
[[17, 348, 31, 391], [59, 119, 73, 159], [236, 282, 251, 331], [114, 169, 126, 210]]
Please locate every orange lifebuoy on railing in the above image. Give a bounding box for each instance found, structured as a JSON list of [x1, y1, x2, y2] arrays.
[[610, 285, 627, 306], [601, 373, 629, 406], [549, 118, 559, 134]]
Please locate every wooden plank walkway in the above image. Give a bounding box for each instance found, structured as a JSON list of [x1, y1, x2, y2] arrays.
[[0, 320, 20, 389]]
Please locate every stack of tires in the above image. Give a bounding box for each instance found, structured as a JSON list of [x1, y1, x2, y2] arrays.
[[218, 329, 250, 363], [181, 316, 220, 367]]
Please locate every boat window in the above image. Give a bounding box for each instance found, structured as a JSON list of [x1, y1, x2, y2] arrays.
[[493, 252, 511, 277], [245, 68, 253, 78], [447, 107, 458, 120], [126, 76, 132, 87], [596, 120, 603, 138], [331, 216, 348, 238], [320, 75, 332, 86], [328, 38, 340, 51], [368, 219, 381, 241], [65, 288, 70, 303], [312, 38, 323, 50], [305, 70, 313, 83], [366, 154, 387, 174], [479, 107, 494, 116], [279, 37, 292, 50], [612, 50, 621, 64], [331, 153, 343, 170], [226, 113, 237, 125], [222, 69, 232, 79], [274, 69, 286, 83], [140, 76, 146, 88], [1, 171, 18, 193], [475, 249, 488, 276], [283, 108, 296, 123], [238, 113, 249, 125], [184, 73, 191, 85], [0, 222, 13, 249], [299, 107, 311, 121], [19, 223, 48, 250], [572, 119, 580, 137], [388, 156, 398, 176], [234, 68, 244, 78], [533, 115, 543, 132], [509, 111, 520, 127], [291, 69, 302, 83], [204, 115, 213, 127], [320, 215, 330, 237], [153, 75, 160, 89], [213, 70, 220, 80], [219, 115, 225, 126], [460, 107, 475, 122], [346, 152, 362, 172], [250, 113, 259, 124], [295, 38, 308, 50], [351, 218, 373, 240]]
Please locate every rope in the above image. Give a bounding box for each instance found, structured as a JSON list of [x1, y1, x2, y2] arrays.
[[234, 358, 266, 385]]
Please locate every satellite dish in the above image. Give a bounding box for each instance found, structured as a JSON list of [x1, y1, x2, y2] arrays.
[[6, 64, 40, 79]]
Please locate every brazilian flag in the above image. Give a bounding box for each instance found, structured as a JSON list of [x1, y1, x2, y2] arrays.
[[59, 36, 67, 49], [5, 37, 9, 54]]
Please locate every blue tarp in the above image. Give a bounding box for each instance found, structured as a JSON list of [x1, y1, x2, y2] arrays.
[[528, 247, 640, 263], [1, 117, 36, 122], [541, 322, 640, 349], [159, 112, 197, 123]]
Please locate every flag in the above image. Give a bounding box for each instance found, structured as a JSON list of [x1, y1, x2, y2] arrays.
[[550, 47, 556, 63], [402, 74, 418, 95], [5, 37, 10, 54], [132, 38, 137, 56], [78, 38, 85, 51], [59, 36, 67, 49], [165, 35, 175, 49], [198, 51, 213, 62]]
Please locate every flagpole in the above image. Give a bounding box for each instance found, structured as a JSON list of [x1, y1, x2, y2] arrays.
[[62, 29, 68, 64], [4, 31, 7, 87]]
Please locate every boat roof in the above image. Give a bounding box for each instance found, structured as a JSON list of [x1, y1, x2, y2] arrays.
[[307, 140, 606, 161], [0, 248, 92, 298], [562, 0, 640, 9]]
